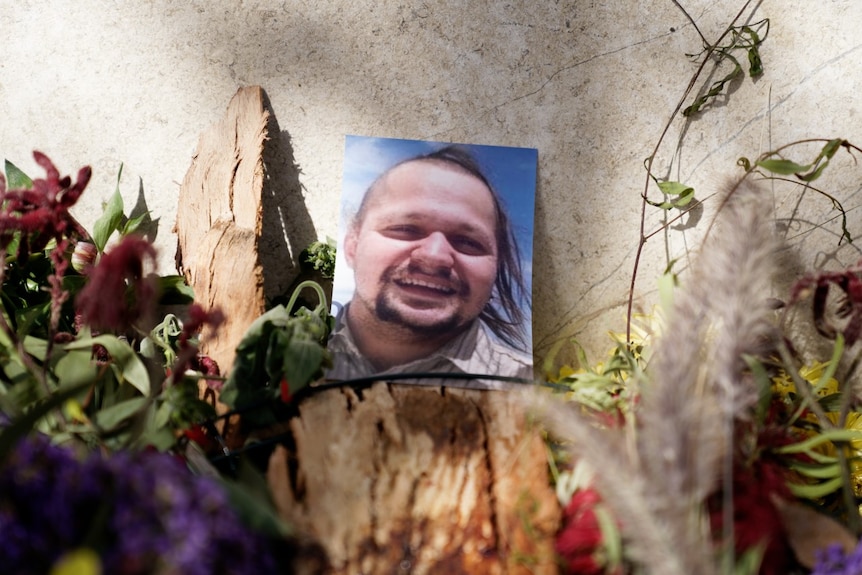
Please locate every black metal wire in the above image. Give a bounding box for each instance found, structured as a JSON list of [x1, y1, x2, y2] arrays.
[[198, 373, 567, 469]]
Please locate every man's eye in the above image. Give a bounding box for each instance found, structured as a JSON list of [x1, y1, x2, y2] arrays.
[[452, 236, 488, 255], [383, 225, 422, 239]]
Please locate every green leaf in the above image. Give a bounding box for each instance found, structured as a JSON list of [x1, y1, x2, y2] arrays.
[[798, 160, 830, 182], [742, 354, 772, 423], [64, 335, 150, 396], [787, 460, 843, 479], [776, 428, 862, 454], [747, 46, 763, 77], [55, 348, 103, 391], [682, 57, 742, 117], [657, 269, 677, 317], [122, 212, 149, 236], [786, 476, 844, 499], [594, 506, 623, 570], [220, 458, 293, 538], [821, 138, 844, 160], [153, 400, 173, 429], [0, 380, 92, 463], [22, 335, 50, 362], [92, 164, 125, 252], [813, 333, 843, 395], [4, 160, 33, 189], [795, 449, 840, 466], [819, 393, 844, 413], [158, 276, 195, 305], [283, 337, 327, 393], [647, 181, 695, 210], [755, 158, 812, 175], [221, 298, 331, 425], [265, 328, 290, 382], [733, 545, 765, 575], [656, 181, 693, 197], [93, 396, 149, 431], [136, 426, 176, 452]]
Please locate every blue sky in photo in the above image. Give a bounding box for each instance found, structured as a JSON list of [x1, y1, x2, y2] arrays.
[[331, 135, 538, 346]]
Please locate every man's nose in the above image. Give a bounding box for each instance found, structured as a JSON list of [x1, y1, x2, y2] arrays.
[[411, 231, 455, 268]]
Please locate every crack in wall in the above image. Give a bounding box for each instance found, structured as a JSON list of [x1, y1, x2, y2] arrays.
[[428, 30, 675, 141]]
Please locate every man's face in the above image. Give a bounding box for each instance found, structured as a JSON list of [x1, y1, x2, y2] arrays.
[[345, 160, 499, 337]]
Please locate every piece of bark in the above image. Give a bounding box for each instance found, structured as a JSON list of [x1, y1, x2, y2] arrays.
[[174, 86, 270, 375], [267, 383, 561, 574]]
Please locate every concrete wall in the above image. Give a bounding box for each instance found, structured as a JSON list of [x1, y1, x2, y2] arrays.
[[3, 1, 861, 370]]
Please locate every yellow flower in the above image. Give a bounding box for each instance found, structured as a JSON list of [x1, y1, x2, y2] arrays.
[[821, 411, 862, 497], [771, 361, 840, 404], [50, 549, 101, 575], [608, 306, 664, 364]]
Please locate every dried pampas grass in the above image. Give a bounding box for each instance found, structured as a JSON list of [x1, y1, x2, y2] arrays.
[[536, 178, 779, 575]]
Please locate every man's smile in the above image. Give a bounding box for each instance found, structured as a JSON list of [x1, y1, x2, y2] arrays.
[[393, 275, 458, 296]]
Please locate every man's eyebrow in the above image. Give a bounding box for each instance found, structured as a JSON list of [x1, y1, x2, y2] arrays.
[[377, 213, 498, 249], [380, 212, 491, 233]]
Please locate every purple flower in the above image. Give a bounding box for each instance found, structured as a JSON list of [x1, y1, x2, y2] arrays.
[[0, 435, 278, 574], [813, 542, 862, 575]]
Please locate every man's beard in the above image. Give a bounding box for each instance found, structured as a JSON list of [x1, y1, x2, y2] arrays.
[[373, 265, 469, 337]]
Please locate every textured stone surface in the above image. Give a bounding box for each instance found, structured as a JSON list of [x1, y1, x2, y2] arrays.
[[2, 0, 861, 368]]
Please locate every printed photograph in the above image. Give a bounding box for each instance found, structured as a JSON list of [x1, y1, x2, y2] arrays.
[[325, 135, 537, 389]]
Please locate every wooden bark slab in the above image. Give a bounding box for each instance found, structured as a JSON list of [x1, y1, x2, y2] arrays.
[[174, 86, 270, 374], [267, 383, 561, 574]]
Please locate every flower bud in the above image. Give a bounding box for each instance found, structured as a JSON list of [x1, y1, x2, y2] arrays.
[[71, 241, 98, 274]]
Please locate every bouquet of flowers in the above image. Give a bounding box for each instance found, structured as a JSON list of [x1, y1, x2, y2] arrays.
[[544, 176, 862, 575], [0, 152, 333, 574]]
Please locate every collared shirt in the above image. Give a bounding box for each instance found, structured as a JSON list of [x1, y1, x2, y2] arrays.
[[323, 305, 534, 390]]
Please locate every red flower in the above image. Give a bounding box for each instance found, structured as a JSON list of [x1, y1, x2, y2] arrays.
[[708, 461, 793, 575], [183, 424, 216, 452], [190, 354, 222, 391], [0, 151, 90, 257], [178, 304, 224, 349], [280, 378, 292, 403], [556, 488, 619, 575], [790, 259, 862, 345], [167, 304, 224, 384], [76, 235, 158, 332]]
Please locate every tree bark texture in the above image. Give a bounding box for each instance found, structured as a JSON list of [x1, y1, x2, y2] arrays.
[[174, 85, 270, 375], [267, 383, 561, 575], [175, 86, 561, 574]]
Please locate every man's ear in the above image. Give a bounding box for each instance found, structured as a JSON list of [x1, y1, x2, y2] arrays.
[[344, 225, 358, 268]]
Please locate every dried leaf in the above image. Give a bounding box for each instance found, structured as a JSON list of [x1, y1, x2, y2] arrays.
[[773, 496, 858, 569]]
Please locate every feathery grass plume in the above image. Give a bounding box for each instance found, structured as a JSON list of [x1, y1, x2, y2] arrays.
[[637, 178, 778, 571], [536, 178, 778, 574], [537, 394, 698, 575]]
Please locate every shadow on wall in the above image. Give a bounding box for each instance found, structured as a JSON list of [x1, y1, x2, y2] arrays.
[[259, 90, 320, 304]]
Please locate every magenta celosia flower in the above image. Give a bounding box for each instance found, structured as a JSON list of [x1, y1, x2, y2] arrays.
[[190, 354, 222, 391], [168, 304, 225, 387], [76, 235, 158, 332], [790, 259, 862, 345], [0, 151, 91, 258], [708, 461, 794, 575], [179, 304, 224, 349], [556, 488, 621, 575]]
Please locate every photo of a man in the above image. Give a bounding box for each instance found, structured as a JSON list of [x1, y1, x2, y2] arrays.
[[326, 136, 536, 389]]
